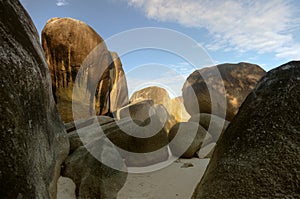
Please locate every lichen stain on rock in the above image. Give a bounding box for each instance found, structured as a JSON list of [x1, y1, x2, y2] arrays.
[[42, 18, 129, 122]]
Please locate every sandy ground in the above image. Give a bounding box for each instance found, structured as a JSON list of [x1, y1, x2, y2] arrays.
[[57, 158, 209, 199]]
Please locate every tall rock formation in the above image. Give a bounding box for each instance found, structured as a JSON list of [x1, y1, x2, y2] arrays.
[[110, 51, 129, 113], [192, 61, 300, 198], [0, 0, 69, 198], [42, 18, 128, 122], [182, 62, 266, 121]]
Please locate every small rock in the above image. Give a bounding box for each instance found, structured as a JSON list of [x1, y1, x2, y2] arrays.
[[181, 163, 194, 168], [168, 122, 208, 158], [197, 142, 216, 159]]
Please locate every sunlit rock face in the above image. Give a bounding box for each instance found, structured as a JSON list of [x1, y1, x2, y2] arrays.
[[130, 86, 178, 133], [130, 86, 171, 108], [110, 51, 129, 114], [192, 61, 300, 199], [182, 62, 266, 121], [0, 0, 69, 198], [170, 96, 190, 122], [42, 18, 128, 122]]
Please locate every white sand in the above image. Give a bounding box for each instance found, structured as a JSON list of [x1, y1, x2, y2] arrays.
[[118, 158, 209, 199], [57, 158, 210, 199]]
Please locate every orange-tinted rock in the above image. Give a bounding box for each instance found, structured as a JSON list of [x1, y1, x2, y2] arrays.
[[130, 86, 171, 108], [130, 86, 176, 132], [182, 62, 266, 121], [192, 61, 300, 198], [170, 96, 190, 122], [42, 18, 128, 122], [110, 52, 129, 113]]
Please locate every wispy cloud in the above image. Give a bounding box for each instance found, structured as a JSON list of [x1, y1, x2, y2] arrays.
[[56, 0, 69, 6], [127, 0, 300, 60], [168, 62, 196, 75]]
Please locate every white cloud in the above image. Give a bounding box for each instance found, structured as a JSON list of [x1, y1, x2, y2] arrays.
[[56, 0, 69, 6], [127, 0, 300, 60], [168, 62, 195, 75]]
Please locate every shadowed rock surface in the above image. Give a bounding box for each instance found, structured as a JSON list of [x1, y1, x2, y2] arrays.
[[197, 142, 216, 159], [188, 113, 229, 159], [189, 113, 229, 142], [152, 104, 174, 134], [117, 99, 175, 134], [0, 0, 69, 198], [192, 61, 300, 198], [62, 141, 127, 199], [130, 86, 177, 132], [64, 115, 115, 134], [67, 116, 169, 167], [116, 100, 154, 122], [168, 122, 208, 158], [183, 62, 266, 121], [42, 17, 128, 122]]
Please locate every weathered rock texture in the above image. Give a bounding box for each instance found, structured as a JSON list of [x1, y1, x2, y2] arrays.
[[189, 113, 229, 142], [192, 61, 300, 198], [183, 62, 266, 121], [168, 122, 208, 158], [188, 113, 229, 159], [65, 116, 115, 153], [116, 99, 154, 122], [42, 18, 128, 122], [62, 116, 128, 198], [67, 116, 169, 167], [117, 99, 173, 135], [130, 86, 172, 108], [0, 0, 69, 198], [62, 142, 127, 199], [130, 86, 177, 132], [170, 96, 190, 122], [110, 51, 129, 113]]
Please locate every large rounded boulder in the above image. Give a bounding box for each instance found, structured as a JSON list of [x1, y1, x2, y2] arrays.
[[42, 18, 128, 122], [192, 61, 300, 198], [182, 62, 266, 121], [62, 140, 127, 199], [0, 1, 69, 198]]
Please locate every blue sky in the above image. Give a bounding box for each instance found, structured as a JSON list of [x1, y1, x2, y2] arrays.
[[20, 0, 300, 97]]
